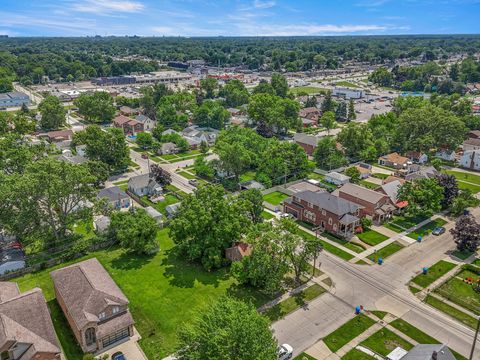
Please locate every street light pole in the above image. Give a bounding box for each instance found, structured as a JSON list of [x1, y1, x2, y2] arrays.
[[469, 316, 480, 360]]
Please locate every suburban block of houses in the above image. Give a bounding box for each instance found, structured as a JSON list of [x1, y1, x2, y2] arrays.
[[51, 258, 135, 353], [284, 190, 362, 238], [0, 282, 61, 360]]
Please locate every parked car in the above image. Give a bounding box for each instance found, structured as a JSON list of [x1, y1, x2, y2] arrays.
[[280, 213, 294, 219], [112, 352, 126, 360], [141, 153, 149, 159], [432, 227, 446, 236], [278, 344, 293, 360], [188, 179, 198, 187]]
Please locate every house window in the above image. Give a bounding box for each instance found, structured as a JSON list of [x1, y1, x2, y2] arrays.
[[333, 224, 338, 232], [113, 306, 120, 315], [307, 202, 313, 209], [328, 218, 332, 225], [304, 210, 316, 222], [321, 209, 326, 216], [99, 312, 106, 320]]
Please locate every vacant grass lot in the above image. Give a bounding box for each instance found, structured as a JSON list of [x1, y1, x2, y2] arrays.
[[435, 269, 480, 315], [360, 328, 413, 356], [263, 191, 290, 206], [356, 230, 388, 246], [323, 314, 376, 352], [264, 284, 326, 322], [290, 86, 327, 95], [298, 229, 355, 261], [15, 229, 274, 359], [322, 232, 366, 253], [411, 260, 456, 288], [390, 215, 428, 230], [425, 295, 478, 329], [407, 218, 447, 240], [368, 241, 404, 262]]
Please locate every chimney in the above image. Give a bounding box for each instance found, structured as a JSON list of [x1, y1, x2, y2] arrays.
[[431, 351, 438, 360]]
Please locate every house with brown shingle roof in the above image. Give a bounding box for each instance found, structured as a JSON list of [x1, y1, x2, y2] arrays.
[[0, 282, 61, 360], [51, 258, 134, 353], [113, 115, 144, 136], [378, 152, 410, 169], [225, 242, 253, 262]]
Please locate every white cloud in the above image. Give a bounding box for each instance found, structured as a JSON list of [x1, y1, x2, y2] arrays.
[[236, 23, 390, 36], [72, 0, 144, 14], [253, 0, 276, 9]]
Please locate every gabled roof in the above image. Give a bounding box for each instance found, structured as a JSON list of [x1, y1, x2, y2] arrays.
[[0, 283, 60, 355], [293, 133, 320, 147], [336, 183, 387, 205], [128, 174, 160, 191], [113, 115, 132, 126], [401, 344, 455, 360], [51, 258, 129, 330], [326, 171, 350, 182], [98, 186, 129, 202], [379, 152, 409, 165], [464, 138, 480, 147], [289, 190, 362, 216], [377, 180, 401, 203], [135, 114, 153, 123]]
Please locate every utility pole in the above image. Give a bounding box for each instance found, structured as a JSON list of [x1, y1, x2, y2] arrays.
[[469, 316, 480, 360]]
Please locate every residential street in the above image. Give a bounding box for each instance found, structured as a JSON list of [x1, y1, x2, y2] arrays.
[[273, 216, 480, 359]]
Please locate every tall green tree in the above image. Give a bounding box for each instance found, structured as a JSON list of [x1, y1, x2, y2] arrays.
[[200, 77, 218, 99], [271, 73, 289, 98], [451, 215, 480, 253], [347, 99, 356, 121], [38, 96, 66, 130], [193, 100, 230, 129], [238, 189, 264, 224], [335, 102, 347, 121], [220, 79, 250, 107], [398, 178, 444, 218], [74, 92, 116, 124], [177, 297, 278, 360], [321, 91, 335, 113], [320, 111, 336, 135], [313, 137, 347, 170]]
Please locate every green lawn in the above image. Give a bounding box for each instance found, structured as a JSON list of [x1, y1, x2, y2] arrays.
[[142, 194, 180, 215], [264, 284, 326, 322], [177, 171, 196, 180], [371, 173, 389, 180], [341, 349, 374, 360], [263, 191, 290, 206], [335, 81, 360, 88], [298, 229, 355, 261], [425, 295, 478, 329], [383, 222, 404, 233], [435, 270, 480, 315], [359, 180, 379, 190], [262, 210, 275, 220], [239, 171, 256, 182], [15, 229, 274, 359], [390, 215, 428, 230], [323, 314, 376, 352], [356, 230, 389, 246], [410, 260, 456, 289], [368, 242, 404, 263], [445, 170, 480, 185], [407, 218, 448, 240], [370, 310, 388, 320], [452, 250, 475, 260], [360, 328, 413, 356], [294, 353, 317, 360], [290, 86, 327, 95], [409, 285, 421, 294], [322, 232, 366, 253]]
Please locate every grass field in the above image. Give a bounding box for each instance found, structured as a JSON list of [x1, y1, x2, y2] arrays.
[[335, 81, 360, 88], [15, 229, 275, 359], [410, 260, 456, 289], [368, 241, 404, 263], [264, 284, 326, 322], [407, 218, 447, 240], [323, 314, 376, 352], [356, 230, 388, 246], [290, 86, 327, 95], [298, 229, 355, 261], [425, 295, 478, 329], [445, 170, 480, 193], [263, 191, 290, 206], [360, 328, 413, 356], [435, 269, 480, 315], [341, 349, 374, 359]]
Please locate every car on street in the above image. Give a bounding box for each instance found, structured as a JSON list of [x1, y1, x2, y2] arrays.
[[141, 153, 149, 159], [432, 227, 446, 236], [188, 179, 198, 187], [278, 344, 293, 360], [112, 352, 126, 360]]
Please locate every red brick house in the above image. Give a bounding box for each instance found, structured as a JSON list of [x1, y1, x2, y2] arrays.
[[283, 190, 362, 238], [334, 183, 396, 224], [299, 107, 321, 123], [293, 133, 320, 156], [113, 115, 144, 135]]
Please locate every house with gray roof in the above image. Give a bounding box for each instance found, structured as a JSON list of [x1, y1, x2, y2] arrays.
[[284, 190, 362, 238], [145, 206, 163, 225], [0, 282, 61, 360], [165, 202, 181, 218], [128, 174, 162, 197], [135, 114, 156, 131], [158, 142, 178, 155], [97, 186, 131, 209], [293, 133, 321, 156], [51, 258, 135, 353], [399, 344, 455, 360], [182, 125, 219, 145], [325, 171, 350, 186]]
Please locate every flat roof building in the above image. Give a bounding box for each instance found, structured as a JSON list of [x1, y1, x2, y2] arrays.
[[0, 92, 30, 108]]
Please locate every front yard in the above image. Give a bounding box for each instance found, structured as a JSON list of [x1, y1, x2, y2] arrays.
[[410, 260, 456, 289], [323, 314, 376, 352], [367, 241, 404, 263], [407, 218, 447, 240], [356, 229, 388, 246], [15, 229, 274, 359]]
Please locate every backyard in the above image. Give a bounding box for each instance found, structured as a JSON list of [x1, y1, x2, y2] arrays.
[[142, 193, 180, 215], [263, 191, 290, 206], [14, 229, 274, 359]]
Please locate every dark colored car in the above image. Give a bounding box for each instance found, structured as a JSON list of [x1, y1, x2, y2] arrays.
[[112, 352, 126, 360], [141, 153, 149, 159], [432, 227, 446, 236]]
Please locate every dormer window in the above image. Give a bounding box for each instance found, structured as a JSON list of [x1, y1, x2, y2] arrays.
[[99, 312, 106, 320], [112, 306, 120, 314]]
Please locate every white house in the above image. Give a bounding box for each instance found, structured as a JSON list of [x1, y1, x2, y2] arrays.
[[463, 138, 480, 152], [459, 150, 480, 171], [435, 149, 456, 162], [128, 174, 162, 197], [135, 114, 156, 131], [325, 172, 350, 186]]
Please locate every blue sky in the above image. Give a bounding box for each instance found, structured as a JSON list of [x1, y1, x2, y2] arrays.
[[1, 0, 479, 37]]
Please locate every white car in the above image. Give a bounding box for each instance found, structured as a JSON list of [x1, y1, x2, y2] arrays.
[[278, 344, 293, 360]]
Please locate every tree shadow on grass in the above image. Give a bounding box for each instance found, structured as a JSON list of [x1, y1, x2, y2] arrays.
[[227, 284, 278, 309], [109, 250, 155, 270], [160, 247, 229, 288], [47, 299, 83, 360]]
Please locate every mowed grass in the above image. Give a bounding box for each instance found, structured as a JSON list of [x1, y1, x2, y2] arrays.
[[298, 229, 355, 261], [264, 284, 326, 322], [435, 269, 480, 315], [14, 229, 272, 359], [142, 194, 180, 215], [294, 353, 317, 360], [425, 295, 478, 329], [407, 218, 447, 240], [368, 241, 404, 263], [341, 349, 375, 359], [360, 328, 413, 356], [445, 170, 480, 185], [356, 229, 388, 246], [390, 215, 428, 230], [323, 314, 376, 352], [263, 191, 290, 206], [290, 86, 327, 95], [335, 80, 360, 88], [410, 260, 456, 289]]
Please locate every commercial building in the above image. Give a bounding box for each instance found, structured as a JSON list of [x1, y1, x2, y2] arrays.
[[332, 87, 364, 99], [0, 92, 29, 108]]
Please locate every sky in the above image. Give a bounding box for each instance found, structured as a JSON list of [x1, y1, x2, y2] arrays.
[[0, 0, 479, 37]]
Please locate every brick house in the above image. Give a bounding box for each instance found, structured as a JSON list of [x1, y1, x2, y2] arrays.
[[293, 133, 320, 156], [113, 115, 144, 135], [334, 183, 396, 224], [51, 258, 135, 353], [299, 107, 321, 123], [0, 282, 61, 360], [283, 190, 362, 238]]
